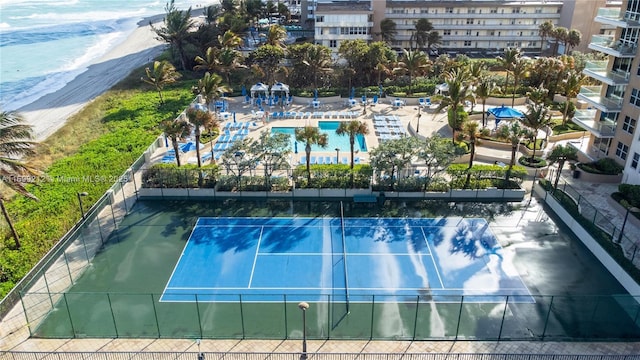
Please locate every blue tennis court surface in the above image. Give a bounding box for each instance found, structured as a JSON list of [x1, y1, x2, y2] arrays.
[[161, 217, 533, 303]]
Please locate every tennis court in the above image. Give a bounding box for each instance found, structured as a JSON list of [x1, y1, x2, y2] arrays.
[[27, 200, 640, 340], [161, 216, 532, 303]]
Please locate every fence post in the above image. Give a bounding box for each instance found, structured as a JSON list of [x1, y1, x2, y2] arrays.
[[63, 252, 73, 285], [239, 294, 245, 339], [195, 294, 203, 339], [62, 293, 76, 338], [454, 296, 464, 340], [106, 293, 119, 338], [498, 295, 509, 340], [370, 295, 375, 340], [19, 292, 34, 337], [541, 296, 554, 340], [151, 294, 161, 337], [413, 295, 419, 340]]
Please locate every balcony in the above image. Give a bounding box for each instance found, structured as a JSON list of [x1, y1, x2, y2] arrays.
[[572, 109, 616, 138], [588, 35, 638, 58], [594, 7, 640, 28], [582, 60, 630, 85], [577, 86, 623, 112]]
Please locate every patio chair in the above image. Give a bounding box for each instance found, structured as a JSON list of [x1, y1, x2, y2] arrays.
[[310, 156, 317, 165], [325, 156, 332, 164], [332, 156, 338, 164], [316, 157, 324, 165], [341, 157, 348, 165]]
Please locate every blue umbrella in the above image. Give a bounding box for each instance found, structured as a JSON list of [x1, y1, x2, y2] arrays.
[[379, 84, 383, 97], [350, 87, 355, 99], [294, 141, 298, 154], [488, 105, 524, 128], [241, 85, 247, 96], [314, 89, 318, 100]]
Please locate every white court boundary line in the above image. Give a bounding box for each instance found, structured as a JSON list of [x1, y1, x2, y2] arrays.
[[422, 227, 445, 289], [247, 225, 264, 288]]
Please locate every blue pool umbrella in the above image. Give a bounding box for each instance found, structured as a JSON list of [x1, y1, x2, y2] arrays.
[[488, 105, 524, 127], [350, 87, 355, 99], [241, 85, 247, 96], [379, 84, 383, 97], [314, 89, 318, 100], [294, 141, 298, 154]]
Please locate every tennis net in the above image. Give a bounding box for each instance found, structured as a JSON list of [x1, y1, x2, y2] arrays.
[[340, 201, 350, 313]]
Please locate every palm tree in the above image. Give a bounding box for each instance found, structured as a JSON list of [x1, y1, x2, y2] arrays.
[[193, 72, 230, 112], [414, 18, 433, 50], [436, 68, 474, 143], [394, 49, 428, 95], [302, 44, 333, 89], [463, 121, 481, 169], [203, 4, 221, 25], [547, 144, 578, 189], [149, 0, 195, 70], [538, 21, 554, 56], [566, 29, 582, 54], [561, 70, 586, 126], [217, 48, 246, 85], [160, 118, 193, 167], [521, 100, 553, 162], [265, 24, 288, 48], [186, 108, 215, 168], [219, 30, 243, 49], [0, 111, 38, 249], [336, 120, 369, 169], [141, 60, 181, 106], [426, 31, 442, 54], [193, 47, 219, 72], [496, 121, 527, 169], [475, 76, 496, 128], [510, 56, 530, 107], [497, 47, 520, 98], [379, 18, 397, 43], [295, 126, 328, 184], [552, 27, 568, 56]]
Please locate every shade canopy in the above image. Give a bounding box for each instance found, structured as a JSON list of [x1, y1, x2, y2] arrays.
[[435, 83, 449, 94], [488, 105, 525, 119], [250, 82, 269, 98], [270, 82, 290, 98]]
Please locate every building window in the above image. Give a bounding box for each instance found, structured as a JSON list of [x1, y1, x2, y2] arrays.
[[637, 63, 640, 76], [329, 40, 337, 48], [535, 8, 542, 14], [631, 88, 640, 107], [446, 7, 453, 13], [443, 30, 451, 36], [632, 153, 640, 169], [469, 8, 476, 14], [466, 18, 474, 24], [513, 7, 521, 13], [490, 8, 498, 14], [490, 31, 495, 36], [466, 30, 471, 36], [464, 41, 472, 46], [316, 16, 323, 22], [616, 142, 629, 160], [623, 116, 637, 134]]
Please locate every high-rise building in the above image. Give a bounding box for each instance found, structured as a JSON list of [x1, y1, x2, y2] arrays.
[[313, 0, 374, 52], [575, 0, 640, 184]]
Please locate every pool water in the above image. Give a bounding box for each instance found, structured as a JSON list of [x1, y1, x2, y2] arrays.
[[271, 121, 368, 154]]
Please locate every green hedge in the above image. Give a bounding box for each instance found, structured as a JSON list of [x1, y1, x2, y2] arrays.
[[578, 158, 624, 175]]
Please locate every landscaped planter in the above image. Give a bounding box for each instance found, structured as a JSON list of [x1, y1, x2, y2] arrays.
[[575, 170, 623, 183]]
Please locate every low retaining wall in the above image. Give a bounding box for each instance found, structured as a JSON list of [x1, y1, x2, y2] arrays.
[[139, 187, 525, 201], [534, 183, 640, 297], [574, 169, 623, 183]]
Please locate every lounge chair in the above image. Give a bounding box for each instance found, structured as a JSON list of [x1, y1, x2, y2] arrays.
[[341, 157, 348, 165], [332, 156, 338, 164], [325, 156, 332, 164], [310, 156, 317, 165]]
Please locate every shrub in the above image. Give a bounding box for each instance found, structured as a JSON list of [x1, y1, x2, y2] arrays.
[[578, 158, 623, 175], [518, 155, 547, 168], [617, 184, 640, 208]]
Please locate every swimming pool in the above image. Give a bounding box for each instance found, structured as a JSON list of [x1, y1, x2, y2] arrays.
[[271, 121, 368, 154]]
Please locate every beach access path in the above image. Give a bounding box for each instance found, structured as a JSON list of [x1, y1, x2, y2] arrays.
[[18, 17, 165, 142]]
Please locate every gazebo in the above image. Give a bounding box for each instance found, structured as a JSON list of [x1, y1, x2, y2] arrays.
[[270, 82, 290, 105], [250, 82, 269, 102], [487, 105, 525, 128], [435, 83, 449, 95]]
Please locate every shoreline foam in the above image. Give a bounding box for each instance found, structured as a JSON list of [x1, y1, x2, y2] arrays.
[[17, 16, 165, 142]]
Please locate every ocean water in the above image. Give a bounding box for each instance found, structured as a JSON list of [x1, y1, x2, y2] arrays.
[[0, 0, 210, 111]]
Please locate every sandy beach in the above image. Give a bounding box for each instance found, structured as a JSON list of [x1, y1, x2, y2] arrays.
[[18, 17, 166, 142]]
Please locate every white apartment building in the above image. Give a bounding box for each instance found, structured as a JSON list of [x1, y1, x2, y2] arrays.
[[313, 1, 374, 53], [575, 0, 640, 184]]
